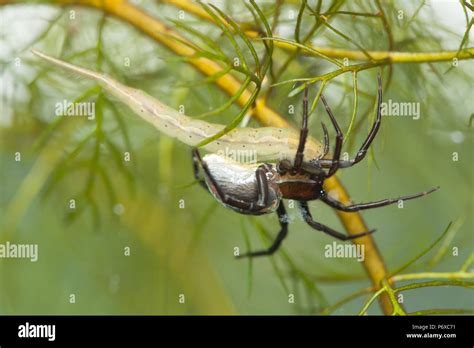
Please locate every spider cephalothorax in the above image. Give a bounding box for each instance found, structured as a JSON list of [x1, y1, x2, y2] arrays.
[[192, 75, 438, 258]]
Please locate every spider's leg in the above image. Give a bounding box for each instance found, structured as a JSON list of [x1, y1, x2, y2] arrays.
[[191, 149, 210, 190], [236, 203, 288, 258], [255, 165, 270, 208], [320, 186, 439, 212], [314, 74, 383, 170], [299, 201, 375, 241], [321, 122, 330, 158], [192, 148, 273, 213], [350, 73, 383, 166], [311, 122, 329, 162], [293, 86, 309, 171], [308, 122, 330, 169], [320, 94, 343, 177]]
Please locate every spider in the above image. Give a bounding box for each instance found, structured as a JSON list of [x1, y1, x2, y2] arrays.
[[191, 75, 438, 258]]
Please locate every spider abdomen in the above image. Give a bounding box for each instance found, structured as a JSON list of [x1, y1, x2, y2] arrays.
[[202, 154, 281, 214]]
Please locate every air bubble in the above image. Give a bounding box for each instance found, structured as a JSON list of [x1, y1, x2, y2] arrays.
[[450, 131, 464, 144], [113, 203, 125, 215]]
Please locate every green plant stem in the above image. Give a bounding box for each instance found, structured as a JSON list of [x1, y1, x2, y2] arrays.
[[391, 272, 474, 282], [162, 0, 474, 64], [359, 287, 386, 315], [409, 309, 474, 315], [319, 286, 373, 315]]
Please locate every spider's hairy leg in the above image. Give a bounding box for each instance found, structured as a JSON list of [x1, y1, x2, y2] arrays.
[[293, 86, 309, 171], [315, 74, 383, 170], [255, 166, 270, 207], [320, 122, 330, 159], [320, 94, 343, 177], [191, 149, 210, 190], [236, 203, 289, 258], [298, 201, 375, 241], [320, 186, 440, 212], [308, 122, 330, 166]]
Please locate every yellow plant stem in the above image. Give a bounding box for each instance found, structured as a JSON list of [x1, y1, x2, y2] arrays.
[[323, 178, 394, 313]]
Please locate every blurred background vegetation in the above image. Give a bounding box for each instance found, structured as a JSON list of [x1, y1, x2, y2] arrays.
[[0, 0, 473, 315]]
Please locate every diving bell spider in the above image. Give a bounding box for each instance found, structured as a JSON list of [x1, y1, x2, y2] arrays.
[[192, 75, 438, 258]]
